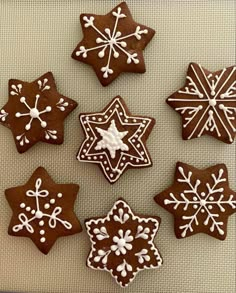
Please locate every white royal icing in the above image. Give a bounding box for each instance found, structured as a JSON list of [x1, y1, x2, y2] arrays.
[[0, 109, 8, 122], [78, 97, 153, 183], [76, 6, 148, 78], [164, 165, 236, 237], [168, 64, 236, 142], [85, 200, 162, 288], [13, 178, 72, 243]]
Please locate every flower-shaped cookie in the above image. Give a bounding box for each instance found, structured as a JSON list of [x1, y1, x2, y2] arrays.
[[71, 2, 155, 86], [85, 199, 162, 288], [167, 63, 236, 143], [154, 162, 236, 240], [5, 167, 82, 254], [77, 96, 155, 183], [0, 72, 77, 153]]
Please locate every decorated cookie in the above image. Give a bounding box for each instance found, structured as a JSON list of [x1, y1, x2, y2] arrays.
[[77, 96, 155, 183], [5, 167, 82, 254], [71, 2, 155, 86], [0, 72, 77, 153], [85, 199, 162, 288], [167, 63, 236, 143], [154, 162, 236, 240]]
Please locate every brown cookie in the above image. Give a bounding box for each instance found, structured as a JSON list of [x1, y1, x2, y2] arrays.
[[0, 72, 77, 153], [85, 198, 163, 288], [154, 162, 236, 240], [77, 96, 155, 183], [5, 167, 82, 254], [71, 2, 155, 86], [167, 63, 236, 143]]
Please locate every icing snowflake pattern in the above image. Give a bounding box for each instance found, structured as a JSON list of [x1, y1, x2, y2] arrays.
[[85, 199, 162, 288], [155, 163, 236, 240], [76, 6, 148, 79], [78, 96, 155, 183], [167, 63, 236, 143], [13, 178, 72, 243]]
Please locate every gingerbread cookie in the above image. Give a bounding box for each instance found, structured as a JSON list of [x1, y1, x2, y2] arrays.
[[154, 162, 236, 240], [0, 72, 77, 153], [167, 63, 236, 143], [77, 96, 155, 183], [5, 167, 82, 254], [85, 199, 162, 288], [71, 2, 155, 86]]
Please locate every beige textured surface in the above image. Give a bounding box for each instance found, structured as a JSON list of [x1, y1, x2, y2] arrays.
[[0, 0, 235, 292]]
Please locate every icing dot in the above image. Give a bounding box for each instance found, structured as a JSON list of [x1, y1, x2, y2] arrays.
[[110, 174, 114, 178], [137, 144, 140, 148], [98, 118, 102, 122], [124, 119, 128, 123], [81, 155, 85, 158], [83, 149, 86, 153], [92, 117, 96, 120], [120, 163, 124, 167], [201, 192, 206, 197], [86, 143, 90, 147], [20, 203, 26, 208], [39, 220, 44, 226], [119, 112, 123, 116], [26, 206, 31, 212], [143, 120, 146, 124], [50, 199, 55, 204], [209, 196, 214, 201], [90, 137, 93, 141], [193, 197, 198, 201], [116, 105, 119, 108], [40, 237, 46, 243], [44, 203, 50, 209], [135, 135, 138, 138], [130, 157, 133, 161], [31, 209, 35, 215], [86, 128, 90, 131], [109, 109, 112, 113], [106, 167, 109, 171], [133, 119, 137, 122], [104, 161, 107, 165], [99, 155, 103, 159], [141, 151, 144, 155], [57, 193, 63, 198], [88, 156, 91, 160], [132, 139, 135, 143], [136, 159, 139, 163], [93, 156, 97, 160], [193, 204, 198, 209], [85, 116, 89, 121], [201, 209, 205, 213], [122, 157, 126, 161], [208, 205, 213, 210], [40, 230, 45, 235], [36, 211, 43, 219], [144, 159, 148, 163], [105, 115, 108, 119]]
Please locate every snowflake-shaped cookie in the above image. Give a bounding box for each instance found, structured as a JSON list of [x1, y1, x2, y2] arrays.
[[71, 2, 155, 86], [0, 72, 77, 153], [85, 199, 162, 288], [5, 167, 82, 254], [167, 63, 236, 143], [154, 162, 236, 240], [77, 96, 155, 183]]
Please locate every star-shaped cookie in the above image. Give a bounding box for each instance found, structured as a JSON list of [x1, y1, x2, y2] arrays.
[[85, 199, 163, 288], [0, 72, 77, 153], [154, 162, 236, 240], [167, 63, 236, 143], [77, 96, 155, 183], [71, 2, 155, 86], [5, 167, 82, 254]]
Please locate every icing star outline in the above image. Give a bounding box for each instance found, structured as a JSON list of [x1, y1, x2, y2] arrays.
[[85, 199, 163, 288], [167, 63, 236, 143], [0, 72, 78, 153], [77, 96, 155, 183], [154, 162, 236, 240], [5, 167, 82, 254]]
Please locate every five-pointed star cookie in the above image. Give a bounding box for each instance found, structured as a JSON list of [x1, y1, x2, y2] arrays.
[[85, 199, 163, 288], [167, 63, 236, 143], [5, 167, 82, 254], [0, 72, 78, 153], [77, 96, 155, 183], [154, 162, 236, 240], [71, 2, 155, 86]]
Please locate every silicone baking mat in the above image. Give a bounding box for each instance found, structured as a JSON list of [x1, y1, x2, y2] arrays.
[[0, 0, 235, 292]]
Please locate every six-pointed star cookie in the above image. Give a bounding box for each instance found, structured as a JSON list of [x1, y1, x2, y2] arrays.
[[154, 162, 236, 240], [5, 167, 82, 254], [85, 199, 162, 288], [77, 96, 155, 183], [167, 63, 236, 143], [0, 72, 78, 153], [71, 2, 155, 86]]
